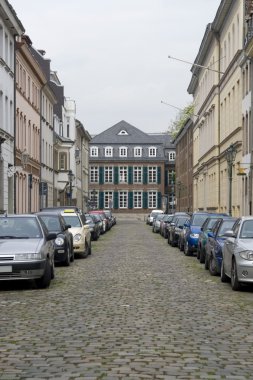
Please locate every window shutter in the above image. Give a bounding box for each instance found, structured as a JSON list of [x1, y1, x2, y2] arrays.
[[128, 191, 133, 209], [99, 167, 104, 185], [114, 166, 119, 184], [143, 191, 148, 209], [157, 192, 162, 208], [99, 192, 104, 209], [157, 166, 161, 184], [165, 169, 168, 186], [143, 166, 147, 184], [113, 191, 119, 209], [128, 166, 133, 184]]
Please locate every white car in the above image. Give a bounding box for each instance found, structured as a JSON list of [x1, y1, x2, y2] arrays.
[[61, 209, 91, 258], [221, 216, 253, 290], [147, 210, 164, 226]]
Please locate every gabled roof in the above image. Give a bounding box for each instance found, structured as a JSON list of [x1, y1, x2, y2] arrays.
[[91, 120, 161, 144]]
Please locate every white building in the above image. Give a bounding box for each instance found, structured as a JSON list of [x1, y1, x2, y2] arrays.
[[0, 0, 24, 212]]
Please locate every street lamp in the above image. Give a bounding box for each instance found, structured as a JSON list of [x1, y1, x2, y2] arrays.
[[68, 170, 75, 206], [176, 180, 183, 211], [225, 144, 237, 216]]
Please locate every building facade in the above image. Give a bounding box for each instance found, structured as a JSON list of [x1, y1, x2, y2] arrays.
[[89, 120, 175, 213], [0, 0, 24, 213]]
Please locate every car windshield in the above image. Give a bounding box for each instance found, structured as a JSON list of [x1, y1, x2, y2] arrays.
[[240, 220, 253, 239], [39, 215, 61, 232], [205, 218, 220, 230], [192, 214, 208, 226], [62, 215, 82, 227], [0, 217, 42, 238], [218, 220, 237, 237]]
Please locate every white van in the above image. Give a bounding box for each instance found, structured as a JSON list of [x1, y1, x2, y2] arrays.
[[147, 209, 164, 225]]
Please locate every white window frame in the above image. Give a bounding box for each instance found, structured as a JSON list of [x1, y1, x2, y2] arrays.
[[149, 146, 157, 157], [90, 146, 98, 157], [119, 191, 128, 208], [90, 190, 98, 209], [169, 151, 176, 161], [90, 166, 99, 183], [134, 146, 142, 157], [119, 166, 128, 183], [133, 191, 142, 209], [148, 191, 157, 208], [105, 146, 113, 157], [133, 166, 142, 183], [104, 191, 113, 209], [119, 146, 128, 157], [104, 166, 113, 183], [148, 166, 157, 183]]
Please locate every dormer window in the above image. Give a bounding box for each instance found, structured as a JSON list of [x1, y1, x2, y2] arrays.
[[118, 130, 128, 135], [119, 146, 128, 157], [149, 146, 157, 157], [90, 146, 98, 157], [168, 151, 176, 161], [105, 146, 113, 157], [134, 147, 142, 157]]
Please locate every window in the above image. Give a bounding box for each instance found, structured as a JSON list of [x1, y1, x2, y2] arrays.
[[90, 146, 98, 157], [149, 147, 157, 157], [90, 190, 98, 209], [59, 152, 67, 170], [104, 166, 113, 183], [118, 130, 128, 135], [168, 170, 175, 185], [134, 191, 142, 208], [134, 166, 142, 183], [90, 166, 99, 183], [119, 166, 128, 183], [134, 147, 142, 157], [105, 146, 113, 157], [148, 167, 157, 183], [119, 191, 128, 208], [104, 191, 113, 209], [168, 151, 176, 161], [119, 146, 128, 157], [148, 192, 157, 208]]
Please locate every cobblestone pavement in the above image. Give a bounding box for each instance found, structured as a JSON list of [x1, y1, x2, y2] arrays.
[[1, 218, 253, 380]]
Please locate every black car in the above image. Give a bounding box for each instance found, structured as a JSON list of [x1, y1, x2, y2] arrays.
[[36, 212, 74, 266], [85, 214, 101, 241]]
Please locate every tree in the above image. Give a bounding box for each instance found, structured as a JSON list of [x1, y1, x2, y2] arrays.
[[168, 103, 194, 137]]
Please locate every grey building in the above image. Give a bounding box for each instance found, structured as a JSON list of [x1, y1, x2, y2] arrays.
[[89, 120, 175, 213]]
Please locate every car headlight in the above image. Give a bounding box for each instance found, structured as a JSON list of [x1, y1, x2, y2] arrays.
[[74, 233, 82, 242], [190, 233, 199, 238], [55, 237, 64, 246], [15, 253, 43, 260], [239, 250, 253, 261]]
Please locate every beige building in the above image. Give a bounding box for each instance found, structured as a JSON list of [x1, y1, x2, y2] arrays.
[[188, 0, 244, 216], [15, 35, 46, 213]]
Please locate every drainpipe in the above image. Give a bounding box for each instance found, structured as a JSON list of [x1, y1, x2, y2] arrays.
[[13, 37, 18, 214]]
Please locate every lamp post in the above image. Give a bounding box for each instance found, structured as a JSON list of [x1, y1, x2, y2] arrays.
[[225, 144, 237, 216], [68, 170, 74, 206]]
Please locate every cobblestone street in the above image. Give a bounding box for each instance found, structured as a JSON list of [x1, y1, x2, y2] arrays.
[[1, 217, 253, 379]]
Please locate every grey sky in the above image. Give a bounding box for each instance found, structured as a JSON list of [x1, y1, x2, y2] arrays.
[[11, 0, 221, 135]]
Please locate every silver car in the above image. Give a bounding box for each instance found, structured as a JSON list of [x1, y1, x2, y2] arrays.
[[221, 216, 253, 291], [0, 214, 56, 288]]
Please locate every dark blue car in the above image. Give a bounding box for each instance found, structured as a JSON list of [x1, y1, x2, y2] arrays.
[[205, 217, 238, 275], [183, 212, 211, 256]]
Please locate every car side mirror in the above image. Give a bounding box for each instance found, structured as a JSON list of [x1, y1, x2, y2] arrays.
[[47, 232, 57, 241], [207, 231, 214, 238], [223, 230, 236, 238]]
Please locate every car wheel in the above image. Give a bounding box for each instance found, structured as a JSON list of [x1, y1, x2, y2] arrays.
[[221, 260, 229, 283], [35, 258, 52, 289], [184, 241, 190, 256], [231, 259, 241, 291], [196, 245, 200, 260], [51, 258, 55, 279], [88, 243, 92, 255], [199, 247, 205, 264], [81, 241, 89, 259], [209, 254, 218, 276], [179, 239, 183, 251]]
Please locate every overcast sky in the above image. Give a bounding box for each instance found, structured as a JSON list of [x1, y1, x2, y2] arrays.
[[10, 0, 221, 135]]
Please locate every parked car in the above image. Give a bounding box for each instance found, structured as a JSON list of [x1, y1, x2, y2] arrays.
[[169, 215, 191, 247], [160, 214, 173, 238], [205, 217, 237, 275], [152, 214, 165, 233], [178, 218, 191, 252], [85, 214, 101, 241], [167, 212, 189, 245], [103, 210, 116, 227], [37, 211, 74, 266], [89, 210, 108, 233], [0, 214, 56, 288], [221, 216, 253, 290], [197, 216, 224, 263], [147, 210, 164, 226], [183, 212, 210, 256], [61, 209, 91, 258]]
